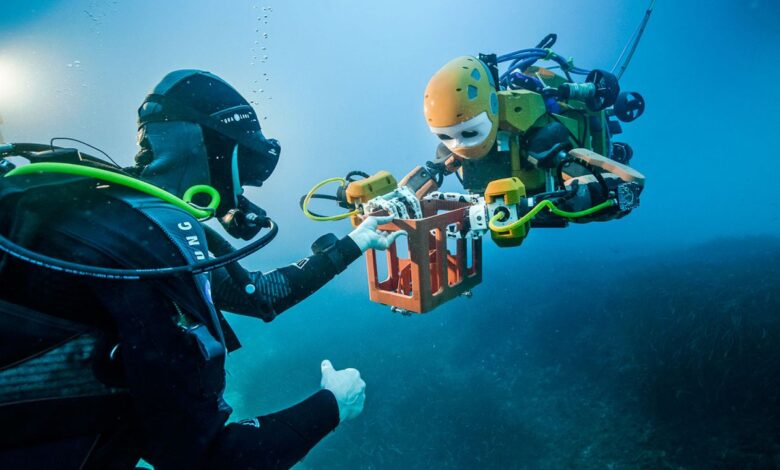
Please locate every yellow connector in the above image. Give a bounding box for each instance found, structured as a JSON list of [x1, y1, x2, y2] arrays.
[[484, 177, 529, 247], [345, 171, 398, 226]]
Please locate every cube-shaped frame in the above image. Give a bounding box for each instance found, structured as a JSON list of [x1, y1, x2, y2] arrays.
[[365, 199, 483, 313]]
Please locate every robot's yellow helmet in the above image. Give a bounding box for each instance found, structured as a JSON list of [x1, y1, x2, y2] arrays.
[[423, 56, 499, 159]]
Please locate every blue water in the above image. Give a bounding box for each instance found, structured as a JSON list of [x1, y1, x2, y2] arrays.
[[2, 1, 779, 468]]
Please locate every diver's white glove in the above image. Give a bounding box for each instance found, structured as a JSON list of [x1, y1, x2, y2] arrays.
[[348, 215, 407, 253], [320, 359, 366, 423]]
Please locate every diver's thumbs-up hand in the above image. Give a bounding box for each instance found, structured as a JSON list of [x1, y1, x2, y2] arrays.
[[320, 359, 366, 423], [348, 215, 407, 253]]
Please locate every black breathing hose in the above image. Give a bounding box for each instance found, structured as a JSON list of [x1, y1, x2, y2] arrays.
[[202, 223, 255, 290], [0, 219, 279, 280]]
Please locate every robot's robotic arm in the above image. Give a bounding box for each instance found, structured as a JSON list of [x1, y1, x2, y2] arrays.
[[556, 148, 644, 222], [417, 148, 643, 247], [396, 147, 462, 200]]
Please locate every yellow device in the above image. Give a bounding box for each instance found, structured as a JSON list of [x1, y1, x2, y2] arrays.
[[484, 177, 529, 247], [302, 171, 398, 225], [345, 171, 397, 226]]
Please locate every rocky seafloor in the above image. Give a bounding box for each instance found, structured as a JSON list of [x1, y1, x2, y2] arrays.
[[292, 237, 780, 469]]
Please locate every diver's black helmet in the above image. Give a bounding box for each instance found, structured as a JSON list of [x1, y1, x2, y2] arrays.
[[136, 70, 280, 214]]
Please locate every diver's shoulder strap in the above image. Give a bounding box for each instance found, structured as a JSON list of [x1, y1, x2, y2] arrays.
[[113, 192, 241, 352], [122, 193, 211, 264]]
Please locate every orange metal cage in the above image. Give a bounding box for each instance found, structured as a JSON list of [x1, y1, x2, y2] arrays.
[[365, 199, 483, 314]]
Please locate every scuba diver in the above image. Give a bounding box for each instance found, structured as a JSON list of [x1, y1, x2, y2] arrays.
[[0, 70, 403, 469]]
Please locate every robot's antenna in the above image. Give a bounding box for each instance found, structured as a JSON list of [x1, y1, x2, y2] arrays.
[[612, 0, 656, 80]]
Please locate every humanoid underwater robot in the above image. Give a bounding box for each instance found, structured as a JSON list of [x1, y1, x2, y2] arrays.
[[303, 31, 650, 313]]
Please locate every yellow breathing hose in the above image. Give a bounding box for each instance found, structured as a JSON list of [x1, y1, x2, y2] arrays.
[[489, 198, 617, 233], [302, 177, 358, 222]]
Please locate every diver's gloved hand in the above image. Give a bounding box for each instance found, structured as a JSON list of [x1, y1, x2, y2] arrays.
[[348, 215, 407, 253], [320, 360, 366, 423]]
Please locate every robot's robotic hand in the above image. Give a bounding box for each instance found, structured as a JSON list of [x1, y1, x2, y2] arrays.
[[615, 182, 642, 212], [363, 186, 423, 219]]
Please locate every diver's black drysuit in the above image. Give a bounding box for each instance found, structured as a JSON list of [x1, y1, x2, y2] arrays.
[[0, 175, 362, 469]]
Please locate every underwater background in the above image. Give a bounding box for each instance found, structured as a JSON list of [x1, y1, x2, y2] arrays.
[[2, 0, 780, 468]]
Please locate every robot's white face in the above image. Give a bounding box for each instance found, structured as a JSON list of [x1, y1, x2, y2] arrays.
[[428, 111, 493, 154]]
